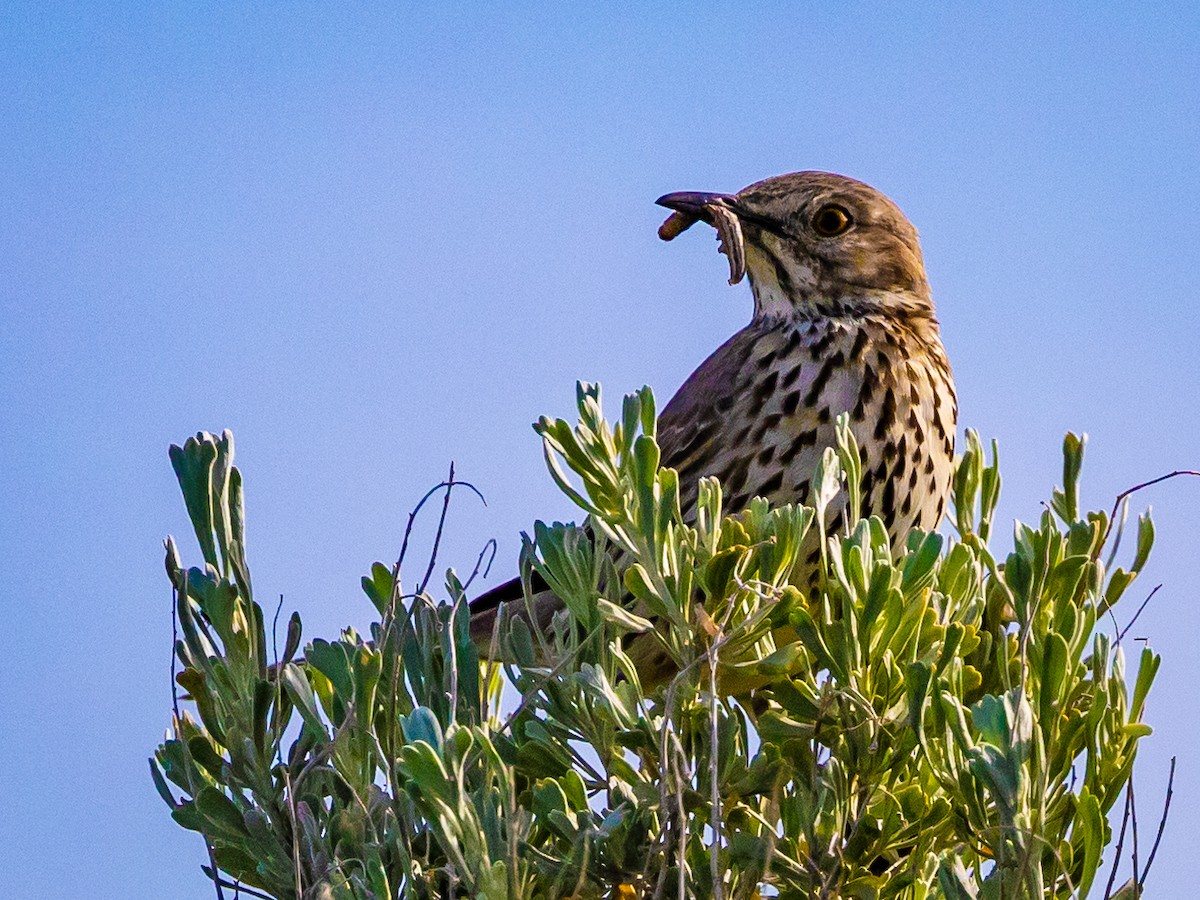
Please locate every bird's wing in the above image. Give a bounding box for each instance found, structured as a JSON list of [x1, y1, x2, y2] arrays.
[[657, 326, 761, 473], [469, 319, 867, 649], [466, 330, 759, 647]]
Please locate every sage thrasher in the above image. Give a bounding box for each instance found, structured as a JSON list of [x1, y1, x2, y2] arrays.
[[469, 171, 957, 678]]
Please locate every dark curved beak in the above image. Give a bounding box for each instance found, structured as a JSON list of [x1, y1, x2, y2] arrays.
[[656, 191, 783, 240], [656, 191, 744, 243], [657, 189, 729, 212], [655, 191, 737, 219], [656, 190, 752, 284]]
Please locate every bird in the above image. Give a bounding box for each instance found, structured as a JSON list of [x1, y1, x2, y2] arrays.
[[468, 171, 957, 682]]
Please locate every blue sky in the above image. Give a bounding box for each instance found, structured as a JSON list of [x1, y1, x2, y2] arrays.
[[2, 4, 1198, 896]]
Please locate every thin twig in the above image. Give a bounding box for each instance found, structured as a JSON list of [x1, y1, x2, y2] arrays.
[[675, 733, 689, 900], [378, 469, 486, 801], [1129, 774, 1141, 890], [1104, 470, 1200, 545], [1141, 757, 1176, 890], [1104, 498, 1129, 570], [1104, 784, 1132, 899], [419, 462, 458, 595], [1117, 584, 1162, 643], [204, 819, 227, 893], [643, 572, 790, 897], [569, 832, 592, 899], [395, 470, 486, 580], [759, 781, 783, 894], [462, 538, 498, 592]]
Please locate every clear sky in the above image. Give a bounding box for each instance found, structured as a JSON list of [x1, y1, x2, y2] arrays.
[[2, 4, 1198, 896]]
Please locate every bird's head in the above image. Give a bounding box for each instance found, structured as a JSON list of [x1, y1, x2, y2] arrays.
[[657, 171, 932, 323]]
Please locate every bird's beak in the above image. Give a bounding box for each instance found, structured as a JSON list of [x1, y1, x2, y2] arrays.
[[655, 191, 739, 237], [655, 191, 747, 285], [656, 191, 737, 219]]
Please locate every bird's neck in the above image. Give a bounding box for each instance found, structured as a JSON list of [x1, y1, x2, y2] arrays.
[[750, 278, 941, 340]]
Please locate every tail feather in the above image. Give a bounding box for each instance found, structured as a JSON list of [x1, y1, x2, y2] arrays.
[[467, 570, 561, 654]]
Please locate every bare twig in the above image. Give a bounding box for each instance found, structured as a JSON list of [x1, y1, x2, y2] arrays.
[[419, 462, 458, 595], [1117, 584, 1162, 643], [205, 823, 227, 894], [759, 781, 783, 894], [1104, 470, 1200, 545], [462, 537, 498, 592], [271, 593, 284, 662], [1103, 783, 1132, 899], [1104, 497, 1129, 570], [675, 735, 689, 900], [1130, 774, 1141, 889], [1141, 757, 1176, 890], [569, 832, 593, 899], [378, 469, 487, 793], [395, 467, 486, 587]]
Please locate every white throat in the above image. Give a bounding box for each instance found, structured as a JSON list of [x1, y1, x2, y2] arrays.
[[745, 242, 817, 324]]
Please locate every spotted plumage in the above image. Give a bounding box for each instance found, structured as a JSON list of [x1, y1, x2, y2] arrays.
[[470, 171, 957, 680], [658, 312, 953, 543]]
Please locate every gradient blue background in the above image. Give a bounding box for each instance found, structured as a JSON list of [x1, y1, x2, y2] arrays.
[[2, 4, 1197, 896]]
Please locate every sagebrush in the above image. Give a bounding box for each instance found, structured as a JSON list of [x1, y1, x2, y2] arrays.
[[154, 383, 1165, 899]]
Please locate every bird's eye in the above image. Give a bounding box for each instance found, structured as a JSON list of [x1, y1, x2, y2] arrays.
[[812, 204, 853, 237]]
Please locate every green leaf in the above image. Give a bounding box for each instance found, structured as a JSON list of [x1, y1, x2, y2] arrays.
[[306, 639, 354, 703], [169, 433, 220, 570], [281, 611, 303, 664], [1132, 512, 1154, 574], [906, 662, 932, 737], [788, 606, 839, 678], [596, 597, 654, 633], [281, 663, 325, 733], [1039, 632, 1068, 727], [1130, 645, 1161, 722], [187, 736, 226, 779], [812, 447, 842, 526], [1070, 789, 1104, 899], [902, 531, 943, 592], [149, 759, 177, 809], [361, 561, 396, 615], [397, 741, 453, 796], [1050, 432, 1086, 523], [508, 614, 536, 666], [195, 787, 251, 842], [402, 706, 445, 750], [756, 642, 806, 676]]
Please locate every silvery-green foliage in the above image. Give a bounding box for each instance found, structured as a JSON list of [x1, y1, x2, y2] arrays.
[[154, 386, 1160, 899]]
